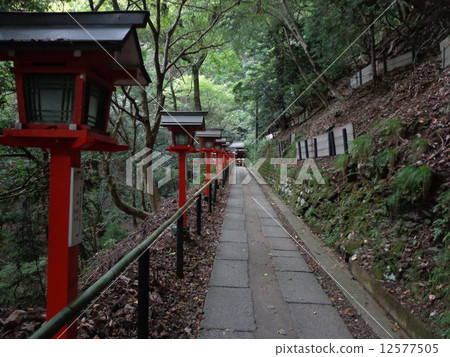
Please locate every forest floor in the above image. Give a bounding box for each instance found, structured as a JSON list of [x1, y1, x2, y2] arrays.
[[0, 184, 230, 338]]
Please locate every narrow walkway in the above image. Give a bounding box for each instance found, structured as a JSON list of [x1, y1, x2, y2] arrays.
[[200, 167, 352, 339]]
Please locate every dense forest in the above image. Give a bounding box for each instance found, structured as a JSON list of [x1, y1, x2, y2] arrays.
[[0, 0, 449, 338]]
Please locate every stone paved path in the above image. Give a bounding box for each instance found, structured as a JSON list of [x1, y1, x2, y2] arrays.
[[199, 166, 352, 339]]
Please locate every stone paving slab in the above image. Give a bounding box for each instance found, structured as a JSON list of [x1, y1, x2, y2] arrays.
[[200, 287, 255, 331], [226, 207, 243, 214], [209, 260, 249, 288], [276, 271, 332, 304], [227, 199, 244, 208], [289, 304, 353, 339], [220, 229, 247, 243], [257, 210, 276, 218], [260, 217, 281, 226], [225, 212, 245, 221], [267, 237, 298, 251], [222, 219, 245, 231], [216, 242, 248, 261], [199, 330, 254, 339], [272, 256, 311, 272], [270, 249, 302, 258], [249, 193, 265, 199], [262, 225, 290, 238]]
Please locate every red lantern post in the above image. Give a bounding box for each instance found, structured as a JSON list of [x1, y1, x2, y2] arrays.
[[0, 11, 150, 338], [196, 129, 223, 199], [161, 111, 207, 227]]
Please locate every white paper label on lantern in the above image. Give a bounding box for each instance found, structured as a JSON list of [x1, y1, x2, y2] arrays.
[[68, 168, 83, 247]]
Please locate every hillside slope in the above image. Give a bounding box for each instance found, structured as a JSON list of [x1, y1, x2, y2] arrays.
[[266, 52, 449, 337]]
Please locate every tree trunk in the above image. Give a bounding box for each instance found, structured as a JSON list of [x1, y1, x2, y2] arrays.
[[279, 0, 345, 102], [192, 52, 207, 111], [103, 158, 150, 221], [255, 100, 259, 140], [170, 74, 178, 111], [140, 86, 163, 212], [369, 19, 379, 83], [193, 65, 202, 111], [283, 27, 329, 107]]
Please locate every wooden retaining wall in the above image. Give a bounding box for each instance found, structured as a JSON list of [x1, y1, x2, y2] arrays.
[[295, 123, 354, 160], [350, 51, 414, 88]]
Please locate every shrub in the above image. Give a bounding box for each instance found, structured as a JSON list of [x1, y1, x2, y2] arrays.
[[432, 189, 450, 243], [377, 118, 405, 145], [411, 138, 428, 159], [375, 149, 397, 177], [333, 153, 350, 174], [387, 166, 433, 214], [392, 166, 433, 199], [350, 134, 374, 164]]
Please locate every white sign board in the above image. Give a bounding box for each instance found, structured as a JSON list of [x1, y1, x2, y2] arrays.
[[68, 168, 83, 247]]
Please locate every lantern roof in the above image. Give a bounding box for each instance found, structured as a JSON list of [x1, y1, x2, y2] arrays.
[[160, 111, 207, 129], [0, 11, 150, 86], [196, 128, 223, 139], [229, 141, 245, 149]]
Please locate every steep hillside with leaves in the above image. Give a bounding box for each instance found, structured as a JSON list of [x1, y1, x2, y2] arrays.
[[260, 52, 449, 337]]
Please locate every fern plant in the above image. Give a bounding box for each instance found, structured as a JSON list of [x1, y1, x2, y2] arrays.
[[350, 134, 374, 164], [392, 166, 433, 199], [387, 165, 433, 214], [411, 138, 428, 159], [378, 118, 405, 145], [375, 149, 397, 177], [333, 153, 350, 174]]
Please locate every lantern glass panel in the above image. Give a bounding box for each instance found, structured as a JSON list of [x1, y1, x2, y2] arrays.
[[23, 74, 75, 125], [85, 80, 109, 131], [204, 139, 213, 148], [175, 132, 190, 146]]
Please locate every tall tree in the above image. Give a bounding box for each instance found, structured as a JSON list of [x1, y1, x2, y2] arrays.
[[270, 0, 345, 102], [104, 0, 242, 216]]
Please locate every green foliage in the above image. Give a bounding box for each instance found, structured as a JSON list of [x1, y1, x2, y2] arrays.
[[98, 222, 128, 250], [350, 135, 375, 164], [284, 143, 297, 158], [392, 166, 433, 199], [411, 138, 428, 159], [386, 191, 403, 215], [377, 118, 405, 145], [333, 153, 351, 174], [375, 149, 397, 177], [0, 257, 46, 307], [166, 75, 252, 139], [431, 311, 450, 339], [432, 189, 450, 243], [387, 166, 433, 214]]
